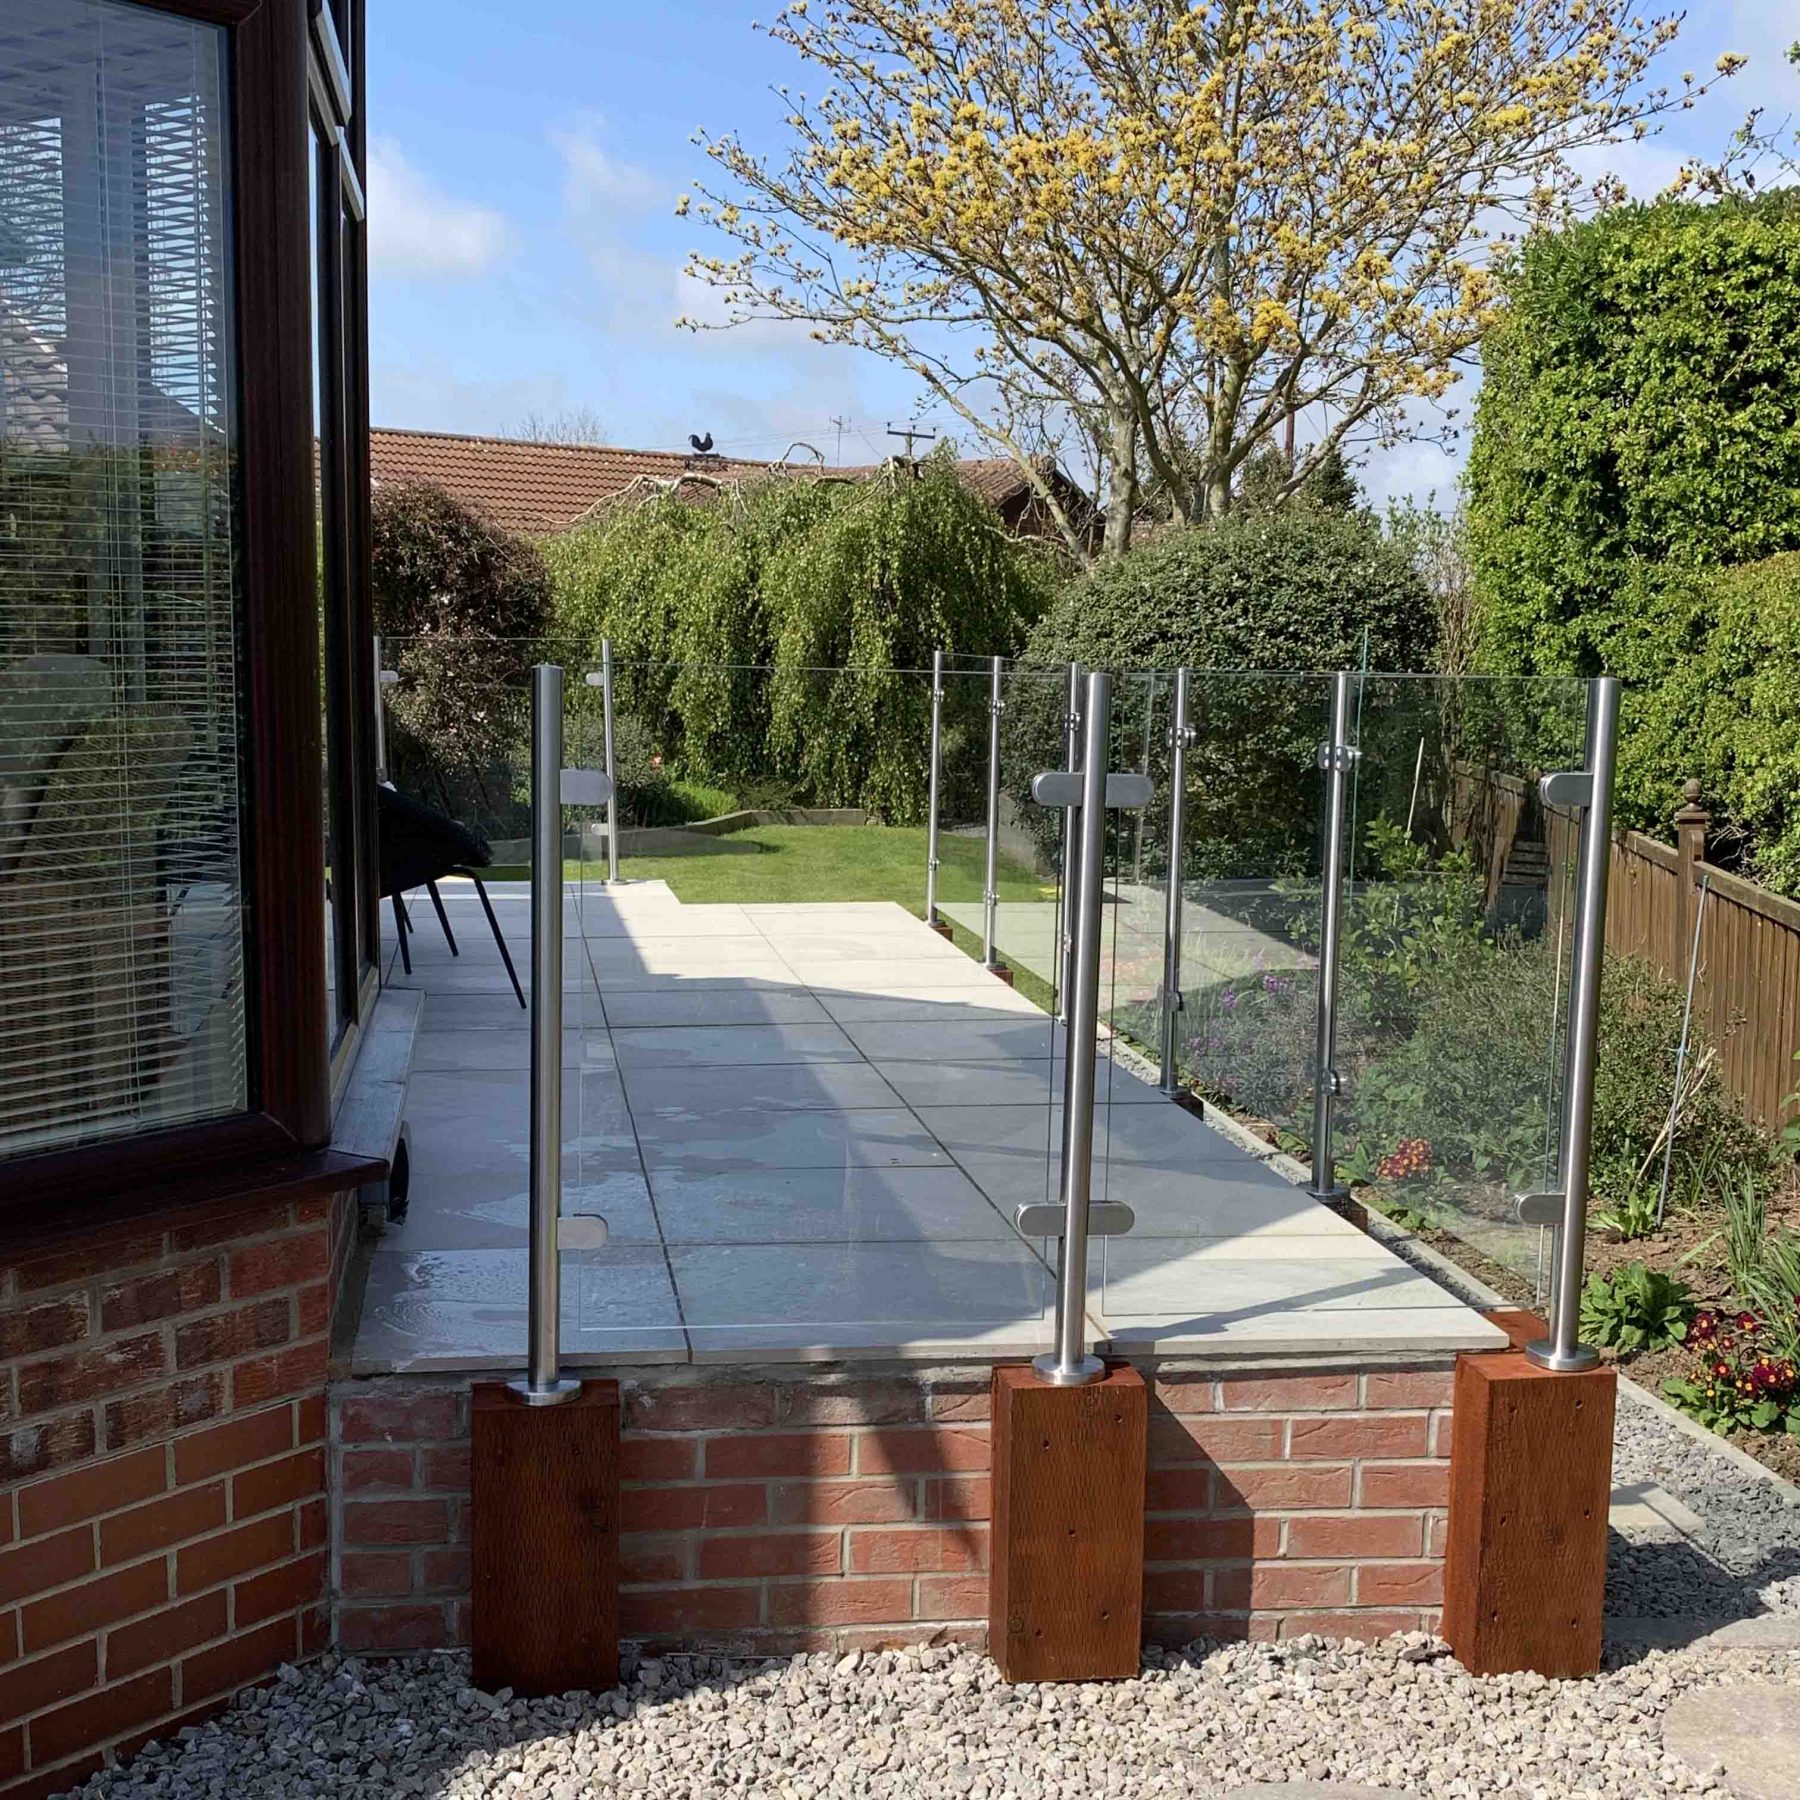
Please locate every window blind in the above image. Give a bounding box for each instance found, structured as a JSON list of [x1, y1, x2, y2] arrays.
[[0, 0, 247, 1159]]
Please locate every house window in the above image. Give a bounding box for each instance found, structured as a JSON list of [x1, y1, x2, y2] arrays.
[[0, 0, 246, 1157]]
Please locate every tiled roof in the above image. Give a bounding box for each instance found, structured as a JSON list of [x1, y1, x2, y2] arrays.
[[368, 427, 1063, 537]]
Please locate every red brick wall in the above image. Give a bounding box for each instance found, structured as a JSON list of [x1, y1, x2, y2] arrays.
[[1, 1187, 356, 1800], [330, 1360, 1453, 1658]]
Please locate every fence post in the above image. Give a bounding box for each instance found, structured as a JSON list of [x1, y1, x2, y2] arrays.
[[1307, 671, 1355, 1202], [1529, 676, 1620, 1375], [600, 639, 620, 884], [1159, 668, 1192, 1094], [515, 665, 581, 1407], [1057, 661, 1083, 1021], [982, 654, 1005, 972], [1674, 777, 1710, 953], [926, 649, 946, 930]]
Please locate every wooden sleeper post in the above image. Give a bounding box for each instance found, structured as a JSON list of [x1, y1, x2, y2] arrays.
[[470, 1379, 620, 1695], [988, 1361, 1147, 1682]]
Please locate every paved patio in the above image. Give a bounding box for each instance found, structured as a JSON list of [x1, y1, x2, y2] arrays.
[[350, 879, 1504, 1373]]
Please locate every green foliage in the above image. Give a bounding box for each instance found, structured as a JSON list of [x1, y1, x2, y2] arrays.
[[371, 482, 553, 828], [1580, 1263, 1694, 1354], [540, 455, 1052, 819], [1024, 509, 1435, 878], [1233, 444, 1362, 518], [1591, 1184, 1665, 1243], [1619, 554, 1800, 895], [1467, 190, 1800, 685]]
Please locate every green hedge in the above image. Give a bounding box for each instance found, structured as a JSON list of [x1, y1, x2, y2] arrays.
[[541, 454, 1054, 820], [1625, 553, 1800, 895], [1021, 511, 1437, 878], [1467, 189, 1800, 683]]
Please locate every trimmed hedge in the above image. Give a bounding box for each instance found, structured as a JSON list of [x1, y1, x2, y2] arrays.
[[1021, 511, 1437, 878], [1625, 553, 1800, 895], [1467, 189, 1800, 684], [1025, 508, 1436, 676]]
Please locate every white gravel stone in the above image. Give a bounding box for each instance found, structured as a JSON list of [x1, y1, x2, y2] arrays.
[[54, 1636, 1800, 1800]]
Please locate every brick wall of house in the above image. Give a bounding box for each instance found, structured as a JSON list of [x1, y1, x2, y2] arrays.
[[1, 1185, 357, 1800], [329, 1359, 1453, 1659]]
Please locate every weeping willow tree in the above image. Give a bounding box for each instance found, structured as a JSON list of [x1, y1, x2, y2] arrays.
[[540, 451, 1054, 819]]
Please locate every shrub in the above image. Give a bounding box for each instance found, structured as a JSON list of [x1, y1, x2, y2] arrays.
[[1580, 1263, 1694, 1354], [371, 482, 553, 830], [1467, 190, 1800, 685], [540, 453, 1052, 819], [1619, 553, 1800, 895], [1022, 509, 1436, 879]]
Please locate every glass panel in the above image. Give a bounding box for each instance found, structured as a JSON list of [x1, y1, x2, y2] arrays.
[[1338, 675, 1588, 1298], [0, 1, 246, 1157]]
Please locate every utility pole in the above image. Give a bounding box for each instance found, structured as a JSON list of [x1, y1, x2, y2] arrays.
[[886, 420, 938, 471], [830, 415, 848, 465]]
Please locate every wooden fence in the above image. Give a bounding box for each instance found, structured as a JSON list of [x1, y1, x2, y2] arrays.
[[1452, 766, 1800, 1128], [1548, 784, 1800, 1129]]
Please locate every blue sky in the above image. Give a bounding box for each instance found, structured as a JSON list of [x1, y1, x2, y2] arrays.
[[366, 0, 1800, 506]]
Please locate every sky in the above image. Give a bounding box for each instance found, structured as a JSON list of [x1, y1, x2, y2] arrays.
[[366, 0, 1800, 510]]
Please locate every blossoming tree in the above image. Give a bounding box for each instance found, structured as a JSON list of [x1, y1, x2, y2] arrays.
[[682, 0, 1735, 557]]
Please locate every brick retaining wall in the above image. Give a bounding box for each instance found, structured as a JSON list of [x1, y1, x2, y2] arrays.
[[1, 1186, 357, 1800], [330, 1359, 1453, 1658]]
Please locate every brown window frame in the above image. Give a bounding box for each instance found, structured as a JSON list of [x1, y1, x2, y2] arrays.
[[0, 0, 378, 1218]]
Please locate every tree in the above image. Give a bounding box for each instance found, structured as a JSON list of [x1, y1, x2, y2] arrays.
[[683, 0, 1728, 560], [512, 405, 608, 446]]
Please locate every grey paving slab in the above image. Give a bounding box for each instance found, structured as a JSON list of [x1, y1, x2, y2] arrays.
[[672, 1240, 1055, 1360], [806, 958, 1040, 993], [1088, 1235, 1508, 1353], [648, 1164, 1013, 1245], [621, 1061, 902, 1117], [352, 1244, 685, 1372], [1662, 1685, 1800, 1799], [610, 1021, 862, 1069], [813, 989, 1043, 1025], [841, 1017, 1068, 1062], [410, 1027, 612, 1075], [376, 1169, 661, 1252], [634, 1106, 953, 1173], [877, 1057, 1165, 1110], [756, 930, 971, 963], [588, 933, 788, 973], [599, 988, 831, 1029]]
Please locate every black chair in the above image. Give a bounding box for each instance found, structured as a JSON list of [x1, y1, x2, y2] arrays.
[[377, 783, 525, 1008]]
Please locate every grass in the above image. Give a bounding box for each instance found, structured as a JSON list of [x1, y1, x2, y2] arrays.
[[619, 823, 1049, 908]]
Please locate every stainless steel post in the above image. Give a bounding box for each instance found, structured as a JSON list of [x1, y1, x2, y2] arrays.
[[925, 650, 945, 923], [600, 639, 620, 884], [1529, 677, 1620, 1374], [1308, 671, 1355, 1202], [1057, 661, 1083, 1020], [982, 654, 1004, 969], [372, 634, 389, 783], [512, 665, 580, 1406], [1035, 672, 1111, 1388], [1159, 668, 1192, 1094]]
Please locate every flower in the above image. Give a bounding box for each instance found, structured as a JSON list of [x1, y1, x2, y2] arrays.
[[1689, 1310, 1719, 1344], [1375, 1137, 1433, 1182]]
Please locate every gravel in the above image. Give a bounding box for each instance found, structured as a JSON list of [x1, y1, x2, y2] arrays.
[[1607, 1386, 1800, 1621], [58, 1636, 1800, 1800]]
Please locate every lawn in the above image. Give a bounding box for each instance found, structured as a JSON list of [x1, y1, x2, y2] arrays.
[[570, 823, 1053, 910]]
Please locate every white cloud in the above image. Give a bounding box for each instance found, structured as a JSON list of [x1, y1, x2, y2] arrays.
[[554, 120, 668, 218], [367, 140, 517, 279]]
